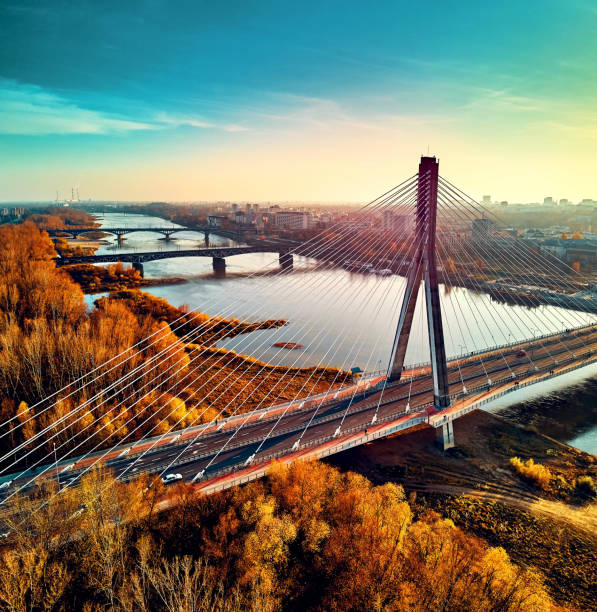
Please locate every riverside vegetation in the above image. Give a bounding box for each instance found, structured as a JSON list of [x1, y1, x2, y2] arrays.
[[0, 461, 556, 611], [328, 410, 597, 610], [24, 207, 190, 291]]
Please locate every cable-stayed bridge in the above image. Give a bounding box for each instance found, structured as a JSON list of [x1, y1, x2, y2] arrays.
[[3, 156, 597, 508]]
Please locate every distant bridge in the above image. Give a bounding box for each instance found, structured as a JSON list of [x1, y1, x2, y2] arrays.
[[46, 225, 253, 241], [55, 245, 296, 275]]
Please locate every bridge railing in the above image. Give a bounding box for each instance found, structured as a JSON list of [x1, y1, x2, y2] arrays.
[[190, 344, 597, 468], [400, 322, 597, 372], [183, 350, 597, 489], [430, 350, 597, 426], [60, 335, 597, 479]]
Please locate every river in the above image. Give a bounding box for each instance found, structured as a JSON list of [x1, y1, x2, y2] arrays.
[[85, 211, 597, 454]]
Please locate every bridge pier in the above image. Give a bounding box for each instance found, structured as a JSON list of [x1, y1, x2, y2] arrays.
[[204, 232, 210, 246], [212, 256, 226, 274], [436, 419, 455, 450], [279, 252, 293, 271], [132, 261, 144, 278], [116, 233, 126, 244], [164, 232, 174, 241]]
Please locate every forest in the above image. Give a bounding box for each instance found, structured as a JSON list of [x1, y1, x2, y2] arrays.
[[0, 460, 555, 611]]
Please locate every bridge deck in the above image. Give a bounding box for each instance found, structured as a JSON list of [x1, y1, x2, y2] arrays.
[[54, 244, 292, 265]]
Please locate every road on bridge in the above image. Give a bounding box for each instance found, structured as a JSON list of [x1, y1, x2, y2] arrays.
[[5, 324, 597, 499]]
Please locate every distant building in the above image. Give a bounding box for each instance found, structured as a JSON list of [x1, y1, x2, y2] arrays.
[[543, 196, 555, 206], [274, 211, 311, 230], [207, 215, 226, 228], [482, 195, 491, 205], [382, 211, 414, 235], [441, 232, 462, 250], [540, 237, 597, 270], [0, 207, 24, 221], [318, 213, 332, 226], [471, 218, 495, 241]]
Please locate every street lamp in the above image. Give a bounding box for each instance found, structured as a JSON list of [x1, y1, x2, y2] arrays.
[[53, 442, 58, 478]]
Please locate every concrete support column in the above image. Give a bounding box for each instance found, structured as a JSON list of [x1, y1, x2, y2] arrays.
[[164, 233, 173, 241], [212, 256, 226, 273], [436, 419, 455, 450], [204, 232, 210, 246], [132, 261, 144, 278], [117, 233, 125, 244], [279, 252, 293, 271]]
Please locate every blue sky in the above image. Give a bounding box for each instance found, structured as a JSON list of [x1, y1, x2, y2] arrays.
[[1, 0, 596, 202]]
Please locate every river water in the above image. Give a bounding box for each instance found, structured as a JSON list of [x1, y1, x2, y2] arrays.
[[85, 211, 597, 454]]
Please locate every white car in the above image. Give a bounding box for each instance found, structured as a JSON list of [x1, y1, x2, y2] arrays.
[[161, 473, 183, 484]]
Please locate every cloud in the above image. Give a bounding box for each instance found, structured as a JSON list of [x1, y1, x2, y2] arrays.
[[154, 112, 249, 132], [461, 87, 545, 113], [0, 79, 155, 135], [0, 80, 249, 135]]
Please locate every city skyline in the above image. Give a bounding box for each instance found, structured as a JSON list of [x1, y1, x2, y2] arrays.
[[1, 0, 596, 202]]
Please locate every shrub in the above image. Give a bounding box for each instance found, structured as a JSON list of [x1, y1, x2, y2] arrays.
[[510, 456, 551, 490], [575, 475, 597, 499]]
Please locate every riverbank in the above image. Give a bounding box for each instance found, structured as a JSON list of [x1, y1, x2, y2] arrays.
[[327, 411, 597, 610], [63, 262, 189, 293]]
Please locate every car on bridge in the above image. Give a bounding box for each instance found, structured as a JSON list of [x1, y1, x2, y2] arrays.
[[516, 349, 527, 358], [161, 473, 183, 484]]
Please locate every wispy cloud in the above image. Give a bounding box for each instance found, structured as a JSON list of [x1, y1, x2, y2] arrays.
[[154, 112, 249, 132], [0, 79, 154, 135], [0, 80, 249, 135], [461, 87, 546, 113]]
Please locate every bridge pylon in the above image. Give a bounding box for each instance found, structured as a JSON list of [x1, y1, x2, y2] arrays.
[[387, 156, 452, 442]]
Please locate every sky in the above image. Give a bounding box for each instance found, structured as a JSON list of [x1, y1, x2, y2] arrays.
[[1, 0, 596, 203]]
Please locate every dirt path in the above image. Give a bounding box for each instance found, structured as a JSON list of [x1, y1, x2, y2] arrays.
[[403, 479, 597, 535]]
